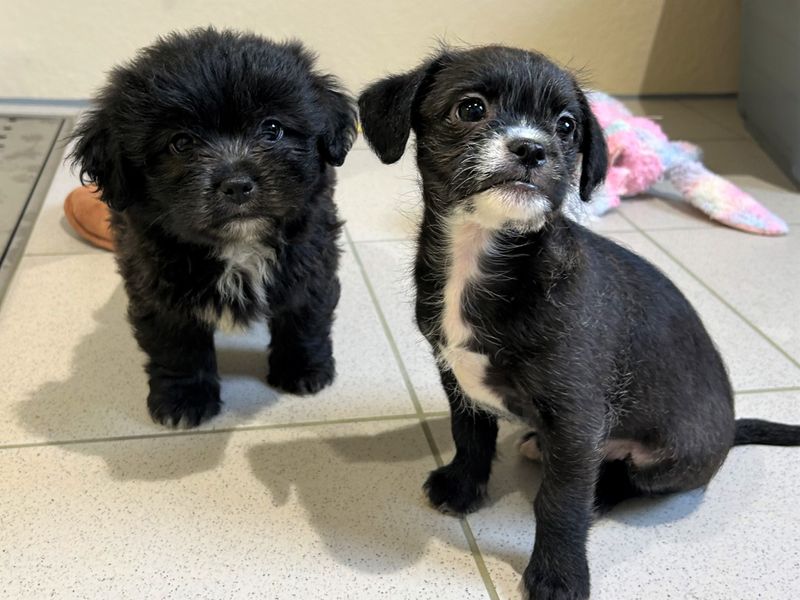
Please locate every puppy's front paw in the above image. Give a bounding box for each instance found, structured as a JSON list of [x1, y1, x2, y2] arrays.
[[147, 376, 221, 428], [521, 560, 589, 600], [423, 463, 487, 516], [267, 355, 335, 396]]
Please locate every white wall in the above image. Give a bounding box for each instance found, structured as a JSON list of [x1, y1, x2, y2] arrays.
[[1, 0, 741, 99]]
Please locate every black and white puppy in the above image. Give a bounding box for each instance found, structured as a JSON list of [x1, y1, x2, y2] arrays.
[[72, 28, 356, 428], [359, 46, 800, 599]]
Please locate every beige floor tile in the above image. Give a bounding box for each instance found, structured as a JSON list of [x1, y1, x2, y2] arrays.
[[585, 209, 637, 233], [648, 228, 800, 366], [428, 390, 800, 599], [0, 248, 414, 445], [615, 191, 716, 231], [0, 419, 490, 599], [337, 145, 421, 242], [607, 232, 800, 391], [678, 98, 749, 139], [23, 143, 104, 256], [619, 98, 742, 141], [354, 240, 448, 413], [699, 139, 796, 190]]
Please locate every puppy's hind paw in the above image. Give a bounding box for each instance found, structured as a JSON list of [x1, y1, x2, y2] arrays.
[[147, 376, 221, 429], [518, 430, 542, 461], [423, 463, 487, 516]]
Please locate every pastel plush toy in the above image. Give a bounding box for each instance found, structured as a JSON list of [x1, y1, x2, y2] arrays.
[[588, 91, 788, 236]]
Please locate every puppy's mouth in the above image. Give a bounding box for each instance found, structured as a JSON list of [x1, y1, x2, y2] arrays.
[[493, 180, 538, 193], [474, 178, 542, 202], [473, 172, 541, 197]]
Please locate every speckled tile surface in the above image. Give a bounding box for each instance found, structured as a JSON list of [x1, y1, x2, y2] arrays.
[[355, 239, 448, 413], [618, 98, 742, 142], [0, 419, 488, 599], [0, 248, 414, 445], [428, 391, 800, 600], [648, 228, 800, 365], [22, 141, 107, 256], [1, 98, 798, 599], [604, 232, 800, 392], [336, 143, 422, 242]]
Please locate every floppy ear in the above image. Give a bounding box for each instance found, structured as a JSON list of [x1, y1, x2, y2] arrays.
[[358, 61, 437, 164], [577, 90, 609, 202], [69, 108, 139, 211], [316, 75, 358, 167]]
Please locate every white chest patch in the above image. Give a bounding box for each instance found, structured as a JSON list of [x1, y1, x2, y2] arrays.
[[439, 217, 512, 417], [196, 241, 276, 330]]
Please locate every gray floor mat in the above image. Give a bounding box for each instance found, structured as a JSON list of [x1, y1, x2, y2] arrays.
[[0, 115, 69, 300]]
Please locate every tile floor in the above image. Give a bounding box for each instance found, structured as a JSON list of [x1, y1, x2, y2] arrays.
[[1, 98, 799, 599]]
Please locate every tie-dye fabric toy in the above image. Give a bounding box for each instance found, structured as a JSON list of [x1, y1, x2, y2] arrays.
[[588, 91, 788, 236]]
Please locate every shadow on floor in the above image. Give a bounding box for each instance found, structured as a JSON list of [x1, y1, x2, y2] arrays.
[[15, 284, 280, 481]]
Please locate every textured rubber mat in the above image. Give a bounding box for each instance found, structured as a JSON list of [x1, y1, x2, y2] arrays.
[[0, 115, 68, 299]]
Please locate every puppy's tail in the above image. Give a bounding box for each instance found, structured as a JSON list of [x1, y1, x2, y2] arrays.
[[733, 419, 800, 446]]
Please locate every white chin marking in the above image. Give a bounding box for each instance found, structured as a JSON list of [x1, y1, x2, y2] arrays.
[[222, 218, 268, 240], [470, 187, 550, 231]]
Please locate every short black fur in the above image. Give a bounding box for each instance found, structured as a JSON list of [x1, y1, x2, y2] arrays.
[[72, 28, 357, 427], [359, 46, 800, 600]]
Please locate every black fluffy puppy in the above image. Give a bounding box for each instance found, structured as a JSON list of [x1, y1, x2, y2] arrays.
[[359, 46, 800, 599], [72, 28, 356, 428]]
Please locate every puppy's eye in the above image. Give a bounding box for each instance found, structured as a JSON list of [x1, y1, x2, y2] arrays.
[[456, 97, 487, 123], [556, 115, 576, 138], [169, 134, 195, 154], [261, 120, 284, 142]]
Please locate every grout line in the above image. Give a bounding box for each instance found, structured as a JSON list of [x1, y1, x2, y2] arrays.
[[735, 386, 800, 396], [423, 410, 450, 418], [457, 518, 501, 600], [24, 249, 109, 258], [345, 227, 500, 600], [617, 212, 800, 371], [602, 222, 712, 234], [0, 413, 430, 451]]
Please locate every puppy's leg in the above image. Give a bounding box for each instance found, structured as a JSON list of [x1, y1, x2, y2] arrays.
[[424, 367, 498, 515], [267, 276, 340, 395], [132, 310, 220, 428], [523, 412, 605, 600], [593, 459, 641, 515]]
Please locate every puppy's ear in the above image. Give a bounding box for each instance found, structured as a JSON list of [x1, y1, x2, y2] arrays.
[[358, 58, 441, 164], [315, 76, 358, 167], [577, 90, 608, 202], [70, 109, 139, 211]]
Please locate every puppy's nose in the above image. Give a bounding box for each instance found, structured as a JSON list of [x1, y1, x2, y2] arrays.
[[220, 176, 255, 203], [507, 139, 547, 167]]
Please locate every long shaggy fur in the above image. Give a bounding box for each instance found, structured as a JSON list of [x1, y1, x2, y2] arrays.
[[72, 28, 356, 427]]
